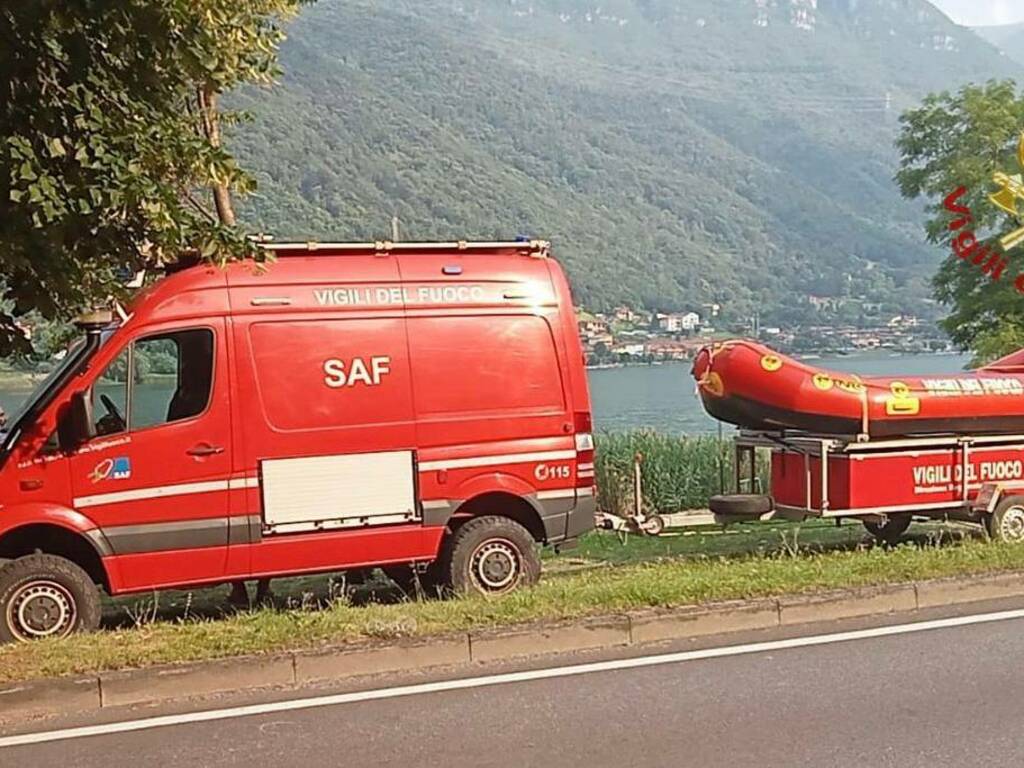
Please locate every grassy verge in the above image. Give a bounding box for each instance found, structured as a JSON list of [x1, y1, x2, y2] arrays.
[[568, 518, 884, 564], [2, 531, 1023, 684]]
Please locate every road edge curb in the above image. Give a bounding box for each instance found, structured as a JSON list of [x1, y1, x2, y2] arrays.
[[4, 569, 1024, 723]]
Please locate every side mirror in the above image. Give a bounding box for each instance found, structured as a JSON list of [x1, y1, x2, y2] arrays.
[[57, 391, 95, 453]]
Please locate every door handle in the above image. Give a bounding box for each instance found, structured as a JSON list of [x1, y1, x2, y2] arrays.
[[187, 443, 225, 457]]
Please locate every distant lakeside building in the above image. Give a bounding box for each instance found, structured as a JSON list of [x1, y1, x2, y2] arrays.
[[574, 301, 950, 366], [656, 311, 701, 333]]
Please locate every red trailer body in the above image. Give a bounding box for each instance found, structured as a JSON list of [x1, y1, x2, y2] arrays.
[[0, 240, 594, 640], [723, 430, 1024, 543], [771, 438, 1024, 513]]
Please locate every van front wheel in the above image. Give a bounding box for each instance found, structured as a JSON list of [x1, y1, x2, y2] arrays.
[[0, 554, 101, 644], [443, 516, 540, 596]]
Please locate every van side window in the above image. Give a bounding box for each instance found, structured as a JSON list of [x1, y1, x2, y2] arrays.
[[92, 347, 129, 437], [91, 329, 214, 436]]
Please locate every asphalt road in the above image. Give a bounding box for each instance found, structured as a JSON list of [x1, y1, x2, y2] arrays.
[[7, 609, 1024, 768]]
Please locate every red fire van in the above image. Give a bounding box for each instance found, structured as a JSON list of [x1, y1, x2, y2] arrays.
[[0, 240, 594, 642]]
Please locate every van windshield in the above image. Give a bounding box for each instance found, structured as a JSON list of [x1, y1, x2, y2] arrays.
[[3, 338, 88, 431], [0, 326, 115, 455]]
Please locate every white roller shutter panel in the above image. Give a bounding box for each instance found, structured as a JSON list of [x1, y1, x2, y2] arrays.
[[261, 451, 418, 532]]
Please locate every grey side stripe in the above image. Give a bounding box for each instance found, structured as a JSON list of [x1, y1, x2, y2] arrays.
[[103, 516, 262, 556], [422, 491, 584, 530], [421, 499, 459, 527], [82, 528, 115, 558], [228, 514, 263, 545]]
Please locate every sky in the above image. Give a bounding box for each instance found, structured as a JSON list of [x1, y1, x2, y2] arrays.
[[931, 0, 1024, 27]]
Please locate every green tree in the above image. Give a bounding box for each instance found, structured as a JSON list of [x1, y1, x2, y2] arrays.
[[0, 0, 303, 354], [895, 80, 1024, 364]]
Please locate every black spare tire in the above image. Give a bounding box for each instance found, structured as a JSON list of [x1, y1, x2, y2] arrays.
[[709, 494, 773, 518], [863, 513, 912, 545]]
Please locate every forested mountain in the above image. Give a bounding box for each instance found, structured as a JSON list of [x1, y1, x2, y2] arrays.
[[974, 22, 1024, 67], [228, 0, 1021, 325]]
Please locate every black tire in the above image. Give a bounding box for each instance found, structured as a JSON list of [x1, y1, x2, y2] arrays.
[[863, 514, 912, 545], [986, 496, 1024, 542], [440, 516, 541, 596], [0, 554, 101, 644], [709, 494, 773, 518], [642, 514, 666, 536]]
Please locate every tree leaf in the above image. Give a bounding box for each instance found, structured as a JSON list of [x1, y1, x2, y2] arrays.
[[0, 0, 300, 354]]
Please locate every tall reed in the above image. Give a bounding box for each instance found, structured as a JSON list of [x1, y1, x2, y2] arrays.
[[594, 431, 767, 514]]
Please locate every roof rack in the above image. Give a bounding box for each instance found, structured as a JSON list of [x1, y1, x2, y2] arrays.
[[256, 239, 551, 258]]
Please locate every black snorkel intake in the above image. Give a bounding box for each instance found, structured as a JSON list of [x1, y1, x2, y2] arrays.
[[0, 310, 113, 466]]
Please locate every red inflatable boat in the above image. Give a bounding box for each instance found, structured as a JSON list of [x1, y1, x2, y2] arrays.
[[692, 340, 1024, 437]]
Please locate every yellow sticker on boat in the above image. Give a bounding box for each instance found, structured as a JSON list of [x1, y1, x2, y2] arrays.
[[837, 377, 866, 394], [886, 380, 920, 416], [760, 355, 782, 372], [704, 371, 725, 397], [812, 373, 834, 391]]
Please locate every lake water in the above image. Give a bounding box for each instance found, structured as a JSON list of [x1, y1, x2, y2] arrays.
[[589, 352, 974, 434], [0, 351, 974, 435]]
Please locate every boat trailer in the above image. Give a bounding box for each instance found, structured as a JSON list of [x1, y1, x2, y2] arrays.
[[596, 430, 1024, 542], [710, 429, 1024, 542]]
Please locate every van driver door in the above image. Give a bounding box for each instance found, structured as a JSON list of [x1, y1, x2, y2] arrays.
[[68, 321, 233, 591]]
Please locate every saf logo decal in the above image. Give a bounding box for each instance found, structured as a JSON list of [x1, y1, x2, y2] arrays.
[[323, 356, 391, 388], [90, 456, 132, 483]]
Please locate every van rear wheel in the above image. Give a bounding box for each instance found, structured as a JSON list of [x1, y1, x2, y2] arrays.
[[0, 554, 101, 644], [442, 516, 540, 596]]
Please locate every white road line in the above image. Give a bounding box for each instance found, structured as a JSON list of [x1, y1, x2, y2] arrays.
[[4, 606, 1024, 749]]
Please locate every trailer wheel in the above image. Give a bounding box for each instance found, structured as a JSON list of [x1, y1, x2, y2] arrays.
[[642, 514, 666, 536], [986, 496, 1024, 542], [441, 516, 540, 596], [863, 514, 912, 545], [0, 554, 101, 644]]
